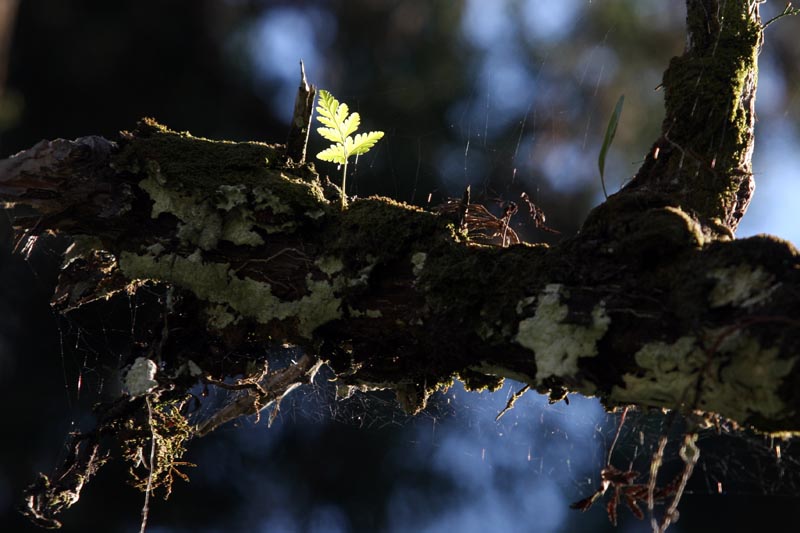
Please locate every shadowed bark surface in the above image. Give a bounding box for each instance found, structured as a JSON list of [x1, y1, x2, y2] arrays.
[[2, 0, 798, 528]]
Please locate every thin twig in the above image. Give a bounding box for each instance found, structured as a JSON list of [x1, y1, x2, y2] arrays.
[[607, 406, 630, 464], [495, 384, 530, 421], [194, 354, 323, 437], [763, 2, 800, 29], [139, 396, 157, 533], [658, 434, 700, 533]]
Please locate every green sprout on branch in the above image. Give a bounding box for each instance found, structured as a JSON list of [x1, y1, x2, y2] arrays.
[[315, 90, 384, 209], [598, 94, 624, 200]]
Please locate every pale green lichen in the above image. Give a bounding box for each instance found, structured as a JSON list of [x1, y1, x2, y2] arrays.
[[205, 303, 238, 330], [411, 252, 427, 276], [187, 360, 203, 377], [139, 174, 223, 250], [316, 256, 344, 277], [347, 306, 382, 318], [708, 264, 778, 308], [119, 251, 342, 339], [476, 321, 495, 341], [145, 242, 166, 256], [253, 183, 295, 216], [612, 332, 796, 423], [346, 258, 377, 288], [125, 357, 158, 397], [514, 284, 611, 383], [220, 207, 264, 246], [703, 332, 796, 421], [215, 184, 249, 210], [612, 336, 702, 406], [139, 171, 321, 248], [515, 296, 536, 315]]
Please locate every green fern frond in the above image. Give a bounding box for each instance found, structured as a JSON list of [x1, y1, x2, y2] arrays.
[[315, 89, 384, 209], [351, 131, 384, 155], [317, 144, 348, 165]]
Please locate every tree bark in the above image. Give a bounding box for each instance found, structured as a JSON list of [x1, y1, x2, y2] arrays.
[[3, 0, 799, 527]]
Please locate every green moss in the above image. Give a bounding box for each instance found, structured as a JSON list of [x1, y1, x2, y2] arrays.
[[328, 196, 438, 266], [458, 368, 504, 392], [113, 119, 331, 245], [122, 399, 194, 498], [660, 4, 761, 220]]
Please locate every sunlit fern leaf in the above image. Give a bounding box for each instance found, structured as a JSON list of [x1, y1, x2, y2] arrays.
[[335, 102, 350, 125], [341, 113, 361, 138], [317, 144, 348, 165], [317, 126, 343, 144], [316, 90, 338, 120], [598, 94, 624, 200], [351, 131, 384, 155], [317, 114, 338, 129], [314, 89, 385, 209]]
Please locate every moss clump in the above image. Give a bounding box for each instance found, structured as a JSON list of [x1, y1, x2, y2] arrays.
[[327, 196, 438, 266], [113, 118, 330, 227], [122, 399, 195, 499], [458, 368, 504, 392]]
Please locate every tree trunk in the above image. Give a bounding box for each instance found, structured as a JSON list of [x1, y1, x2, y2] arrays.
[[3, 0, 798, 527]]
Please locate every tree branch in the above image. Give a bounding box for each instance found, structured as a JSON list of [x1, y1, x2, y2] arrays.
[[3, 1, 799, 526]]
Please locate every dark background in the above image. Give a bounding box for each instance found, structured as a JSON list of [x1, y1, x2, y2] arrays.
[[2, 1, 800, 532]]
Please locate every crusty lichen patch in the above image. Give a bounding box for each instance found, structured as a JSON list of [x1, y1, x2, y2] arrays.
[[411, 252, 427, 276], [514, 284, 610, 383], [612, 336, 702, 406], [125, 357, 158, 397], [139, 173, 223, 250], [315, 256, 344, 277], [119, 251, 341, 339], [611, 331, 797, 425], [704, 334, 796, 422], [113, 120, 333, 249], [708, 264, 779, 308], [138, 170, 318, 248]]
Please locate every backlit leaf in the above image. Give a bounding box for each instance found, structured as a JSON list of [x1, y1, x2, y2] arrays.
[[314, 89, 384, 208], [350, 131, 385, 156], [598, 94, 624, 200], [317, 144, 347, 165]]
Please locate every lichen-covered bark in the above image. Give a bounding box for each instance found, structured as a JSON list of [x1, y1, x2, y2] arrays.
[[3, 1, 799, 527]]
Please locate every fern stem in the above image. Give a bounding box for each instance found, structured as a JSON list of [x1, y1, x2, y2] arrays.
[[341, 161, 348, 209]]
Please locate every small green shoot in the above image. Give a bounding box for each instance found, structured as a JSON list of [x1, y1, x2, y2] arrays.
[[315, 90, 384, 209], [763, 2, 800, 29], [598, 94, 624, 200]]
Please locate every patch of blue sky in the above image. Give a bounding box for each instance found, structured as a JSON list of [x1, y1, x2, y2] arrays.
[[740, 117, 800, 246], [537, 139, 598, 192], [474, 54, 539, 136], [461, 0, 510, 50], [384, 380, 606, 532], [738, 39, 798, 246], [249, 7, 334, 123], [520, 0, 583, 43], [575, 45, 619, 88]]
